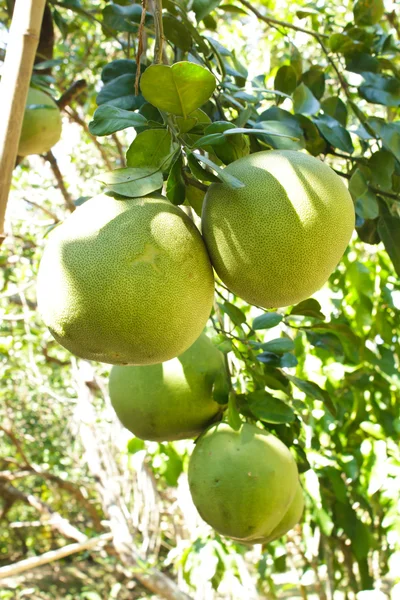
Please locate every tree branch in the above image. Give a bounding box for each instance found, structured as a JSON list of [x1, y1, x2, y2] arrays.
[[0, 482, 87, 543], [57, 79, 87, 110], [65, 107, 113, 170], [43, 150, 76, 212], [0, 532, 113, 580], [237, 0, 329, 40]]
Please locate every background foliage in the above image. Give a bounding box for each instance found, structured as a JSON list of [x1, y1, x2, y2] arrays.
[[0, 0, 400, 598]]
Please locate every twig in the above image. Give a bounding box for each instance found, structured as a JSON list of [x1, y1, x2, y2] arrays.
[[237, 0, 329, 39], [43, 150, 76, 212], [57, 79, 87, 110], [0, 532, 113, 580], [135, 0, 148, 95], [0, 482, 87, 543], [0, 0, 47, 245], [23, 197, 59, 222], [64, 106, 113, 170], [111, 133, 125, 166], [153, 0, 164, 64], [333, 169, 400, 200], [0, 426, 31, 467]]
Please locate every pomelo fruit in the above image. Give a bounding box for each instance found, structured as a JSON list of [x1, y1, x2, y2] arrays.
[[18, 87, 62, 157], [37, 194, 215, 365], [202, 150, 355, 308], [109, 332, 228, 441], [188, 422, 299, 542], [248, 482, 304, 544]]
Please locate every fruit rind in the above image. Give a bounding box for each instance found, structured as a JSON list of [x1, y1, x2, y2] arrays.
[[188, 422, 299, 541]]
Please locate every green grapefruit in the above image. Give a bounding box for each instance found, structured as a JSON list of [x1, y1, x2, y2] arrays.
[[37, 194, 215, 365], [202, 150, 355, 308], [18, 87, 62, 157], [109, 332, 228, 441], [188, 422, 300, 542], [249, 482, 304, 544]]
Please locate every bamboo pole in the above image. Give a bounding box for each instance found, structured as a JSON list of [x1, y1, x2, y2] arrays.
[[0, 0, 46, 245]]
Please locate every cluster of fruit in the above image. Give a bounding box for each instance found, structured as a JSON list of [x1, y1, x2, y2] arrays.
[[35, 138, 354, 543]]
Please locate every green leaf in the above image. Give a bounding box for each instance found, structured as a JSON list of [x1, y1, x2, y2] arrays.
[[192, 152, 245, 189], [252, 312, 283, 330], [163, 14, 192, 51], [307, 323, 361, 363], [247, 390, 295, 424], [290, 299, 326, 320], [346, 52, 379, 75], [353, 0, 384, 25], [89, 105, 147, 136], [368, 150, 395, 191], [127, 437, 145, 454], [217, 301, 246, 326], [286, 375, 336, 416], [293, 83, 320, 115], [313, 114, 354, 154], [212, 370, 230, 405], [97, 74, 145, 110], [166, 152, 186, 206], [176, 108, 211, 133], [187, 152, 219, 183], [192, 0, 222, 20], [194, 132, 228, 148], [140, 62, 216, 118], [300, 67, 325, 100], [97, 168, 163, 198], [377, 202, 400, 277], [228, 393, 242, 430], [126, 129, 179, 171], [359, 73, 400, 107], [321, 96, 348, 127], [368, 119, 400, 162], [349, 169, 379, 219], [259, 337, 295, 354], [274, 65, 297, 103], [256, 107, 305, 150], [101, 59, 137, 84], [102, 3, 151, 32], [185, 184, 206, 216], [295, 114, 327, 156]]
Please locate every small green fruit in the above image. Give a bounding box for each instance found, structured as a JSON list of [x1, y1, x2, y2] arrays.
[[188, 422, 299, 542], [109, 333, 228, 441], [18, 87, 62, 156]]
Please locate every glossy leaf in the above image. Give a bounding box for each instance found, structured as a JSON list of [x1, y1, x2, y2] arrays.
[[96, 168, 163, 198], [247, 390, 295, 424], [140, 62, 216, 118], [166, 152, 186, 205], [126, 129, 179, 171], [252, 312, 283, 330], [293, 83, 320, 115], [89, 105, 147, 136]]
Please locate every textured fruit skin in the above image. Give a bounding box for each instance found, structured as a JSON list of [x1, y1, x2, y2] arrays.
[[202, 150, 355, 308], [249, 482, 304, 544], [18, 88, 62, 157], [37, 194, 215, 365], [109, 333, 227, 441], [188, 422, 299, 542]]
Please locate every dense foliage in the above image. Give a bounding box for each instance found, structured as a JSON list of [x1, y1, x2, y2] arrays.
[[0, 0, 399, 598]]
